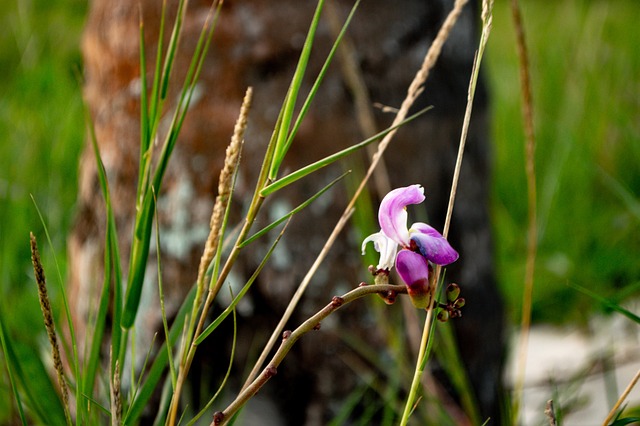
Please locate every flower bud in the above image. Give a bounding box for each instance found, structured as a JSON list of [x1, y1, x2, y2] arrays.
[[446, 283, 460, 302], [437, 309, 450, 322]]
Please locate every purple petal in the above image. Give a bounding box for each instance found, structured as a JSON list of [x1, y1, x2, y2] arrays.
[[395, 249, 431, 308], [378, 185, 425, 247], [361, 231, 398, 270], [409, 222, 459, 265], [395, 249, 430, 285]]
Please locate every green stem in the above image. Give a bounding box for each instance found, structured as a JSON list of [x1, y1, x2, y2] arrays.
[[400, 307, 435, 426]]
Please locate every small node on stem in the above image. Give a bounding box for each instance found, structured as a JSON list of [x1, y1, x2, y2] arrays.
[[358, 281, 368, 287], [265, 365, 278, 378], [313, 323, 321, 331], [331, 296, 344, 308], [382, 290, 397, 305], [373, 270, 390, 285], [282, 330, 292, 340], [213, 411, 225, 425]]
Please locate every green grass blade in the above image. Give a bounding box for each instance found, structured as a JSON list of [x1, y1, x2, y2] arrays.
[[0, 309, 27, 425], [153, 188, 177, 389], [568, 282, 640, 324], [137, 12, 151, 208], [85, 109, 124, 379], [81, 242, 110, 414], [123, 286, 196, 424], [261, 107, 432, 196], [159, 0, 186, 101], [240, 171, 348, 248], [435, 321, 482, 425], [283, 0, 361, 157], [0, 319, 67, 425], [268, 0, 326, 180], [187, 297, 238, 426], [123, 2, 222, 329], [148, 0, 167, 134], [195, 222, 290, 345]]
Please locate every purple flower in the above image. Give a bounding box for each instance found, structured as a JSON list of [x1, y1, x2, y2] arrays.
[[362, 184, 459, 308], [395, 250, 431, 308]]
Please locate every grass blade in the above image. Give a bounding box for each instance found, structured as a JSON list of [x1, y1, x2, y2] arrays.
[[122, 1, 223, 329], [282, 0, 361, 159], [195, 221, 290, 345], [153, 188, 177, 389], [268, 0, 326, 180], [0, 309, 27, 425], [123, 286, 195, 424], [240, 171, 349, 248], [187, 298, 238, 426], [85, 108, 124, 378], [260, 107, 432, 196], [0, 314, 67, 425], [568, 282, 640, 324]]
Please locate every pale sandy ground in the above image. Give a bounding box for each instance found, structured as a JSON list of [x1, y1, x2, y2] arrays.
[[507, 312, 640, 426]]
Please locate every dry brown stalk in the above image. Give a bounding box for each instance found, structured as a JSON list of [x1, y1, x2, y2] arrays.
[[170, 86, 252, 426], [30, 232, 71, 424], [602, 367, 640, 426], [510, 0, 538, 421]]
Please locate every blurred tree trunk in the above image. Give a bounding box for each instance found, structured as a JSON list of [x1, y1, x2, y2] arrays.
[[71, 0, 504, 424]]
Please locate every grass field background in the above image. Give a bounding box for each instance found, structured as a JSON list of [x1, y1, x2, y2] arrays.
[[0, 0, 638, 422]]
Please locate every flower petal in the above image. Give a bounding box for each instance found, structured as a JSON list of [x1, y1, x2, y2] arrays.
[[378, 185, 425, 247], [409, 222, 459, 265], [361, 231, 398, 270], [395, 249, 431, 308]]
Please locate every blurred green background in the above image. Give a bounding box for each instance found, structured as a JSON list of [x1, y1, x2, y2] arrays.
[[0, 0, 638, 421]]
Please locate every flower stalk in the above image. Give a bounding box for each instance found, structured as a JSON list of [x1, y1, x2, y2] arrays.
[[30, 233, 71, 425], [214, 284, 408, 425]]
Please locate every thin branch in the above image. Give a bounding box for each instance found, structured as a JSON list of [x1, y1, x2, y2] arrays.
[[213, 284, 408, 425]]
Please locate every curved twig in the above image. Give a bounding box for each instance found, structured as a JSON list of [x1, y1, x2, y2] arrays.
[[212, 284, 407, 425]]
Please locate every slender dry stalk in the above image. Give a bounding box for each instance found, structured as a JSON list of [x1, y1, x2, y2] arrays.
[[169, 87, 252, 425], [602, 367, 640, 426], [243, 0, 470, 390], [215, 284, 408, 425], [29, 232, 71, 424], [510, 0, 538, 421], [400, 1, 492, 424]]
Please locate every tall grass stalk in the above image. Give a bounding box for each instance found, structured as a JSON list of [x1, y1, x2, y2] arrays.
[[29, 233, 71, 425], [167, 87, 250, 425], [510, 0, 538, 422], [399, 0, 494, 423]]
